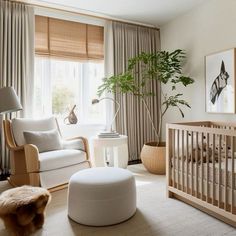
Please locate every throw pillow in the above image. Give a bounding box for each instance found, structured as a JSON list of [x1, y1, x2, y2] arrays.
[[23, 129, 63, 153]]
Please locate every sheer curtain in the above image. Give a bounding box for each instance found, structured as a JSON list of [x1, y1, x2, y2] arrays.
[[112, 22, 161, 162], [0, 0, 34, 173]]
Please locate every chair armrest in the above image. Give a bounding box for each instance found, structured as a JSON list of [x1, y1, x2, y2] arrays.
[[66, 136, 90, 160], [9, 144, 40, 175], [62, 139, 85, 151], [24, 144, 40, 172]]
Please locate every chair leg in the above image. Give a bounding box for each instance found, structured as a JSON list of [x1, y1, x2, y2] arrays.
[[167, 190, 174, 198], [9, 173, 40, 187]]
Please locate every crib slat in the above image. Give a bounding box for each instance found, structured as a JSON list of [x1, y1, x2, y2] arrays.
[[231, 136, 234, 213], [201, 133, 204, 200], [191, 131, 193, 196], [224, 136, 228, 211], [167, 128, 173, 191], [196, 132, 199, 198], [181, 130, 184, 192], [177, 130, 180, 190], [218, 135, 222, 208], [206, 133, 209, 203], [212, 134, 216, 205], [186, 131, 189, 194], [173, 130, 176, 188]]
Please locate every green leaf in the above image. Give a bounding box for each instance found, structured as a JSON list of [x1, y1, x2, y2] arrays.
[[177, 106, 184, 118]]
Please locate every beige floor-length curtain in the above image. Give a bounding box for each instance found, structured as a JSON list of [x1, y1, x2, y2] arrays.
[[112, 22, 161, 161], [0, 0, 34, 173], [104, 20, 115, 130]]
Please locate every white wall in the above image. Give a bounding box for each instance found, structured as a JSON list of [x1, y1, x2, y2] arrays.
[[160, 0, 236, 139]]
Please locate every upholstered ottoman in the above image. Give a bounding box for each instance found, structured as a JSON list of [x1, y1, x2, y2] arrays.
[[67, 167, 136, 226]]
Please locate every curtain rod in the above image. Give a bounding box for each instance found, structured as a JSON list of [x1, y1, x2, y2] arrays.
[[12, 0, 159, 30]]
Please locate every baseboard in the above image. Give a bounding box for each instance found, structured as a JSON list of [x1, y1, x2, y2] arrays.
[[128, 159, 142, 165]]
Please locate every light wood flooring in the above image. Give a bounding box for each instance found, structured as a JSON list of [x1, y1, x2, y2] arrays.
[[0, 164, 235, 236]]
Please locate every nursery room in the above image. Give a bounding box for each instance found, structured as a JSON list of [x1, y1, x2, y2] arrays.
[[0, 0, 235, 235]]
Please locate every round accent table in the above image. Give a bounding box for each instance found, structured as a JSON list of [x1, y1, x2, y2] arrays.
[[91, 135, 128, 168], [68, 167, 136, 226]]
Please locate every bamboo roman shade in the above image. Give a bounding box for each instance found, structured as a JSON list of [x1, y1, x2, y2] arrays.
[[35, 16, 49, 53], [35, 15, 104, 60], [87, 24, 104, 59]]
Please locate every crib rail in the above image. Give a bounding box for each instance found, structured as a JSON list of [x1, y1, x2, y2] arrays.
[[166, 121, 236, 227]]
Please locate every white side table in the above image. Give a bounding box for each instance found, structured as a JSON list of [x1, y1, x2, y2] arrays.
[[90, 135, 129, 168]]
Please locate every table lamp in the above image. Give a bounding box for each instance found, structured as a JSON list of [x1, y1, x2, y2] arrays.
[[92, 97, 120, 132], [0, 87, 22, 114]]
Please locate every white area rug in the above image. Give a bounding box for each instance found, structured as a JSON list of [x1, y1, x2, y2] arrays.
[[0, 164, 235, 236]]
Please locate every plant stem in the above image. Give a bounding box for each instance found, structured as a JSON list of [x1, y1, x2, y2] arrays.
[[141, 97, 159, 143], [157, 88, 167, 145], [158, 110, 162, 145], [157, 88, 169, 146], [161, 105, 168, 118]]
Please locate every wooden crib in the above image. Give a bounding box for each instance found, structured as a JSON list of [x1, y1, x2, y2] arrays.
[[166, 121, 236, 227]]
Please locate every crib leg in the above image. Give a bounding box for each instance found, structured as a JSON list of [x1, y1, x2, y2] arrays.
[[167, 190, 174, 198]]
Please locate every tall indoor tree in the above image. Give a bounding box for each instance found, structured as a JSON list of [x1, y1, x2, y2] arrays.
[[98, 49, 194, 146]]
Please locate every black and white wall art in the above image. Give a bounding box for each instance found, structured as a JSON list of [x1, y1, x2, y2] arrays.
[[205, 48, 235, 113]]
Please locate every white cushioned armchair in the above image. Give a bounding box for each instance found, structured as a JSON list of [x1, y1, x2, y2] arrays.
[[3, 117, 91, 190]]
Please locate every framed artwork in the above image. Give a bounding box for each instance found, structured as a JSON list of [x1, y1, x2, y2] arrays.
[[205, 48, 236, 113]]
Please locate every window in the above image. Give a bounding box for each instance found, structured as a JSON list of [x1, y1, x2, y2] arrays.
[[33, 57, 105, 125], [34, 16, 105, 125]]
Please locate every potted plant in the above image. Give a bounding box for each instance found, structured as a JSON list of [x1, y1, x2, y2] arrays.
[[97, 49, 194, 174]]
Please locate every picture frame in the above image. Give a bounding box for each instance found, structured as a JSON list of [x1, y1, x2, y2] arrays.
[[205, 48, 236, 113]]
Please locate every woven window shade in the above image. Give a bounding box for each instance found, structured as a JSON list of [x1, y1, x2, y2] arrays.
[[49, 18, 87, 59], [87, 24, 104, 59], [35, 15, 49, 54], [35, 16, 104, 60]]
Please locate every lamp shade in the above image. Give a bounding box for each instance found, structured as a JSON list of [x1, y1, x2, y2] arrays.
[[0, 87, 22, 114]]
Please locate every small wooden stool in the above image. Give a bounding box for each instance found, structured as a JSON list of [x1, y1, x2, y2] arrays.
[[0, 186, 51, 236]]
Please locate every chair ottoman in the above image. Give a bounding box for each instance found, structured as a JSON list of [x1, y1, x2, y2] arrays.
[[67, 167, 136, 226]]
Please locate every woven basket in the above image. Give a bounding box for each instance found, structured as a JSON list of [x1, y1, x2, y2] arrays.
[[141, 142, 166, 175]]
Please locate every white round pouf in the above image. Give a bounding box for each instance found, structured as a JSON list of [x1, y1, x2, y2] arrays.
[[68, 167, 136, 226]]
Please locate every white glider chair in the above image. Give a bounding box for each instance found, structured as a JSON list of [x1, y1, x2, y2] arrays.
[[3, 117, 91, 190]]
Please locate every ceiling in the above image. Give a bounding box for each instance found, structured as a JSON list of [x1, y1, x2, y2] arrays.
[[35, 0, 206, 27]]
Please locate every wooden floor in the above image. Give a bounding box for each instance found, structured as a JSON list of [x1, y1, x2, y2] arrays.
[[0, 164, 235, 236]]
